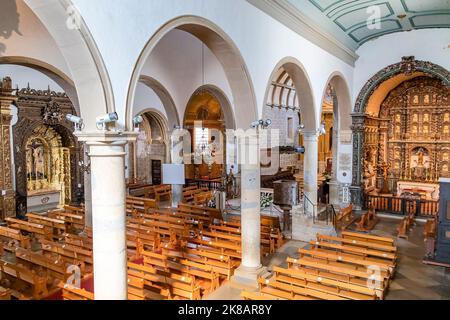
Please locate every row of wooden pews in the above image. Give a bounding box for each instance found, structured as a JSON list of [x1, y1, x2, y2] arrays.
[[242, 231, 397, 301], [0, 205, 94, 300]]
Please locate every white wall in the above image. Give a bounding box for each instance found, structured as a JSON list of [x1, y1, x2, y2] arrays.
[[353, 28, 450, 103], [0, 64, 63, 91], [133, 82, 167, 119], [0, 0, 72, 79], [72, 0, 354, 129]]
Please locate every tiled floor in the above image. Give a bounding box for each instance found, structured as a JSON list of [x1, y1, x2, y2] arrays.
[[205, 216, 450, 300]]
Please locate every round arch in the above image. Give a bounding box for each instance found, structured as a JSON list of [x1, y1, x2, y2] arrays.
[[263, 57, 317, 132], [136, 107, 170, 143], [350, 57, 450, 206], [24, 0, 115, 130], [184, 85, 236, 130], [126, 15, 257, 131], [0, 56, 80, 116], [138, 75, 180, 128], [319, 72, 352, 131]]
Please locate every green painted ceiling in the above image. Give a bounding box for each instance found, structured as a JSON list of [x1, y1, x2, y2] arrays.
[[287, 0, 450, 49]]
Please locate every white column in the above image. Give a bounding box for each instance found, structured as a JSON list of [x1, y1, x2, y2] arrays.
[[232, 129, 265, 287], [76, 132, 137, 300], [303, 132, 319, 216]]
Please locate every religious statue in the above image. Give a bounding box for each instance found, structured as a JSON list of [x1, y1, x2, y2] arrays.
[[380, 162, 391, 194]]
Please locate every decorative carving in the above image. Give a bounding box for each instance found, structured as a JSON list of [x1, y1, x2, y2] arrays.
[[352, 59, 450, 205], [42, 101, 64, 125]]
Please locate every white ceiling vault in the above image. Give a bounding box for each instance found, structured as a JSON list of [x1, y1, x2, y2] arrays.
[[247, 0, 450, 65]]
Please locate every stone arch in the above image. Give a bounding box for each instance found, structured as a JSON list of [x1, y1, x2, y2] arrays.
[[24, 0, 115, 130], [126, 15, 257, 131], [138, 75, 180, 128], [264, 57, 317, 132], [350, 57, 450, 206], [0, 56, 80, 115]]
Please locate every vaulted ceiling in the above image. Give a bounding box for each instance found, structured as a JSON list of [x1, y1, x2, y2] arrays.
[[247, 0, 450, 65], [294, 0, 450, 47]]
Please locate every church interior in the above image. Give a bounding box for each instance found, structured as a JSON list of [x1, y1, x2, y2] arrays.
[[0, 0, 449, 302]]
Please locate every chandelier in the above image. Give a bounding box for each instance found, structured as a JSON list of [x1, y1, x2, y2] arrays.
[[194, 128, 214, 167]]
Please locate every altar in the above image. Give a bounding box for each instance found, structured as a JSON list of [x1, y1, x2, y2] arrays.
[[397, 181, 440, 201], [27, 190, 61, 213]]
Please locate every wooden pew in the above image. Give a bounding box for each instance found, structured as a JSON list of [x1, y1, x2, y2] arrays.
[[126, 196, 159, 214], [15, 247, 69, 282], [40, 239, 93, 272], [334, 205, 357, 231], [154, 185, 172, 203], [273, 266, 378, 300], [128, 261, 201, 300], [58, 283, 94, 301], [142, 250, 220, 294], [287, 257, 387, 298], [0, 286, 11, 300], [241, 291, 285, 300], [298, 248, 393, 275], [26, 213, 66, 239], [50, 211, 85, 231], [355, 209, 379, 232], [258, 276, 343, 300], [342, 231, 396, 248], [0, 226, 31, 250], [178, 204, 223, 224], [6, 218, 53, 241], [0, 260, 49, 300], [316, 234, 397, 253], [309, 240, 397, 267]]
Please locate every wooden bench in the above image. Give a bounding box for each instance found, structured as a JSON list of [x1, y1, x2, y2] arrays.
[[58, 282, 94, 300], [50, 211, 85, 231], [272, 266, 377, 300], [287, 257, 387, 298], [397, 214, 415, 239], [335, 205, 357, 231], [0, 226, 31, 250], [40, 239, 93, 272], [0, 286, 11, 300], [241, 290, 286, 300], [128, 261, 201, 300], [15, 247, 69, 282], [298, 248, 393, 275], [126, 196, 159, 214], [6, 218, 53, 241], [154, 185, 172, 203], [309, 240, 397, 266], [26, 213, 66, 239], [142, 250, 220, 294], [342, 231, 396, 248], [317, 234, 397, 253], [355, 209, 379, 232], [0, 260, 49, 300]]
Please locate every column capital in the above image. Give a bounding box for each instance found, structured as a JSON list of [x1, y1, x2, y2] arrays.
[[302, 131, 319, 141], [75, 131, 138, 145]]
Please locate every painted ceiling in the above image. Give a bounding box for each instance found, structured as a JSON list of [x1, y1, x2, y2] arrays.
[[286, 0, 450, 49]]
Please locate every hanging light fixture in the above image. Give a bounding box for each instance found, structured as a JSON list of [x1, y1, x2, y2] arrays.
[[195, 42, 206, 96]]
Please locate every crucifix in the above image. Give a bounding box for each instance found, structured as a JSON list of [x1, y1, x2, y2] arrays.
[[380, 162, 391, 194]]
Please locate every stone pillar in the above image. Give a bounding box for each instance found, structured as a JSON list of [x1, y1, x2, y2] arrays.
[[350, 115, 366, 209], [76, 132, 137, 300], [232, 129, 265, 287], [303, 132, 319, 215], [0, 80, 17, 221], [83, 149, 93, 230]]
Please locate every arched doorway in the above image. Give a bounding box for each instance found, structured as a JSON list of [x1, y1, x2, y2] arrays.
[[134, 109, 169, 185], [183, 87, 231, 181], [351, 57, 450, 210], [263, 57, 317, 215]]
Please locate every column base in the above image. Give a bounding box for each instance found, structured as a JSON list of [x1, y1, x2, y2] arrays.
[[231, 265, 267, 289]]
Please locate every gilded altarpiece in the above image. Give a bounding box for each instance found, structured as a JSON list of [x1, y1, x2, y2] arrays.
[[12, 85, 83, 214], [363, 77, 450, 197], [0, 77, 16, 220]]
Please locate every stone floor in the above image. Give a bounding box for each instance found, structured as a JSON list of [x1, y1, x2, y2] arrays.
[[205, 215, 450, 300]]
